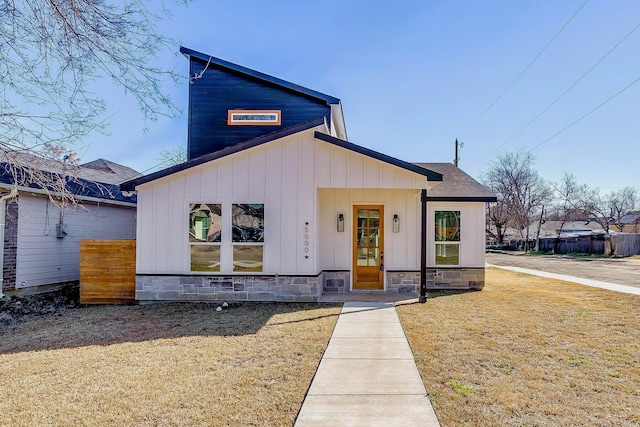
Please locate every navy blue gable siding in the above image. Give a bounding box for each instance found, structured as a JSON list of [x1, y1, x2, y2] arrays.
[[188, 58, 331, 160]]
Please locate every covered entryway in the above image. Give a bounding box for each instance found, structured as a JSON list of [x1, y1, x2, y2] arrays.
[[353, 205, 384, 289]]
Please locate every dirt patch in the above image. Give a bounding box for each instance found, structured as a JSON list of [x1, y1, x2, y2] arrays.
[[486, 251, 640, 287], [0, 285, 80, 330]]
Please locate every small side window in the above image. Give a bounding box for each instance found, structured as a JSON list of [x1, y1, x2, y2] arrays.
[[435, 211, 460, 265]]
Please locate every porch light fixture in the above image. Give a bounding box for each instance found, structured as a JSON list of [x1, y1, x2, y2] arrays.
[[393, 214, 400, 233], [337, 214, 345, 232]]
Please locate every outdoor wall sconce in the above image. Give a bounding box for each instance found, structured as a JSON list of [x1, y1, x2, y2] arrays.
[[337, 214, 345, 232], [393, 214, 400, 233]]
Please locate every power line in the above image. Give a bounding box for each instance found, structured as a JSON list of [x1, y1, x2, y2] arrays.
[[529, 75, 640, 152], [461, 0, 590, 134], [499, 20, 640, 150]]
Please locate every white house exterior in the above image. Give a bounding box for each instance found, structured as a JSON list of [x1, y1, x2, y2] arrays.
[[121, 47, 495, 303]]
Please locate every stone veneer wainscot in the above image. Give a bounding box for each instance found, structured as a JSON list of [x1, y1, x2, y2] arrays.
[[136, 274, 322, 302]]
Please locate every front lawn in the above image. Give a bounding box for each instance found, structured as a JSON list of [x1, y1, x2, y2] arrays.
[[0, 302, 341, 426], [397, 268, 640, 426]]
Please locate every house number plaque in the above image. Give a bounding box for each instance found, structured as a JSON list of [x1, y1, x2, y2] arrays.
[[304, 222, 310, 259]]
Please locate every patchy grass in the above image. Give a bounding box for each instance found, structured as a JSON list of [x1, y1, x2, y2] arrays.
[[397, 268, 640, 426], [0, 302, 341, 426], [565, 252, 605, 258]]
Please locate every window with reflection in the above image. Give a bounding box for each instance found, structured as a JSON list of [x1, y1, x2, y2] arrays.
[[232, 204, 264, 271], [435, 211, 460, 265], [189, 204, 222, 271]]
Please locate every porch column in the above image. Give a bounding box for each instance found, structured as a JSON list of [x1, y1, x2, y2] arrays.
[[419, 189, 427, 303]]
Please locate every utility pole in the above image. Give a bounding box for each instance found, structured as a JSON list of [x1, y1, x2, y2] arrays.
[[454, 139, 463, 167]]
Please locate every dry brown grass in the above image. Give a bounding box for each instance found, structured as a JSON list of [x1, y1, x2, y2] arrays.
[[397, 268, 640, 427], [0, 302, 341, 426]]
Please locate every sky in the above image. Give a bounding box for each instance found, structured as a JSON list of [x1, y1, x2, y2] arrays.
[[81, 0, 640, 193]]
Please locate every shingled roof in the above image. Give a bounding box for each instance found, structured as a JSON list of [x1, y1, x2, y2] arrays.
[[414, 163, 496, 202], [0, 153, 138, 204]]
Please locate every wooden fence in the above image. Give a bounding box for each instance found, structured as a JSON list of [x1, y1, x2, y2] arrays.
[[612, 234, 640, 257], [537, 235, 605, 254], [80, 240, 136, 304]]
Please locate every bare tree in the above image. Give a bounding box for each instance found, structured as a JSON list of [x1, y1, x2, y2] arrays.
[[0, 0, 182, 202], [485, 200, 510, 245], [481, 150, 551, 251], [609, 187, 637, 233], [549, 173, 587, 252], [157, 145, 187, 167]]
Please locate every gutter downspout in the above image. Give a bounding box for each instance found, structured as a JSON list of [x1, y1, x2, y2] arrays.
[[419, 189, 427, 303], [0, 187, 17, 298]]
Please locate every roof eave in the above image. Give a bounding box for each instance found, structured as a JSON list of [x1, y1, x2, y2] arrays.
[[426, 196, 497, 202]]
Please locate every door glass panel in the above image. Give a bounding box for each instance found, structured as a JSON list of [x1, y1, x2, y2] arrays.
[[368, 209, 380, 227], [368, 228, 379, 246], [368, 247, 379, 266], [357, 228, 368, 247], [357, 209, 368, 228], [357, 247, 368, 266]]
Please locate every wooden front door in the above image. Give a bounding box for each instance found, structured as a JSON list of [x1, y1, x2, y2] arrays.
[[353, 205, 384, 290]]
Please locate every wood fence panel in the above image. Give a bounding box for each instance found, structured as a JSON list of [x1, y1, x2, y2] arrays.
[[80, 240, 136, 304], [538, 235, 604, 254], [612, 234, 640, 256]]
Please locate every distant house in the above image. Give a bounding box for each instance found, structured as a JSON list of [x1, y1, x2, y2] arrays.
[[0, 157, 138, 295], [121, 47, 496, 303], [612, 211, 640, 233]]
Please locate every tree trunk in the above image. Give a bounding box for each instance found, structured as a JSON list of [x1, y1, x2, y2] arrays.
[[534, 206, 544, 252]]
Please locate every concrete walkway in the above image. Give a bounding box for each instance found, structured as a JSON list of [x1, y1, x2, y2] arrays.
[[295, 302, 440, 426], [488, 263, 640, 296]]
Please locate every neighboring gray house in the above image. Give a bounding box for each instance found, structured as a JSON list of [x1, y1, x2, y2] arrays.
[[0, 157, 138, 295]]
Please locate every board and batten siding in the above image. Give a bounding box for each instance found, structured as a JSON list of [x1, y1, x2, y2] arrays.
[[317, 189, 421, 271], [16, 194, 136, 288], [135, 127, 431, 276]]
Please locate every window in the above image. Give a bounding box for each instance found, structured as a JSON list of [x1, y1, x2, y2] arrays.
[[188, 203, 265, 273], [189, 204, 222, 271], [435, 211, 460, 265], [232, 204, 264, 272], [228, 110, 281, 126]]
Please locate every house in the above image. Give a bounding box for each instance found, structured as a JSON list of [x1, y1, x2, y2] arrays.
[[612, 211, 640, 233], [120, 47, 496, 303], [0, 156, 138, 295]]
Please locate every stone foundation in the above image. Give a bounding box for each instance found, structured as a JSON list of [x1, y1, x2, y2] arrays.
[[427, 268, 485, 290], [322, 271, 350, 293], [386, 268, 485, 291], [386, 271, 421, 293], [136, 268, 485, 302], [136, 274, 322, 303]]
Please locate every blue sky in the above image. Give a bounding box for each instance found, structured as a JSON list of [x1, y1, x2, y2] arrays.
[[82, 0, 640, 192]]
